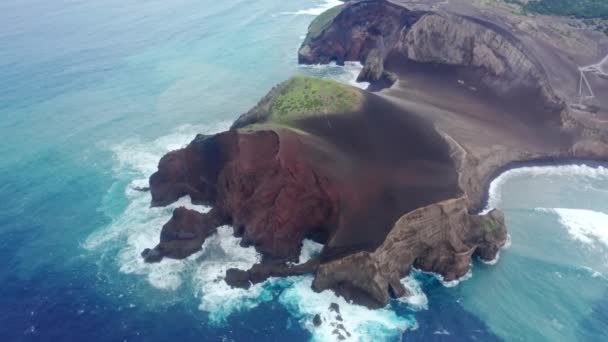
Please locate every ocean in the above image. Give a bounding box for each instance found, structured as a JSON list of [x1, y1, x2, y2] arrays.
[[0, 0, 606, 341]]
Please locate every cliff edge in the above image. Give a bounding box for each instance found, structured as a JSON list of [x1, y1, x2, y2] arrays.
[[140, 0, 608, 309]]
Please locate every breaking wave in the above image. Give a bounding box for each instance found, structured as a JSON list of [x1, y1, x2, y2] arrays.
[[283, 0, 343, 16], [485, 164, 608, 211], [279, 276, 415, 342], [398, 272, 429, 310], [425, 269, 474, 288], [537, 208, 608, 249], [193, 226, 268, 324], [85, 119, 434, 340], [298, 61, 370, 89]]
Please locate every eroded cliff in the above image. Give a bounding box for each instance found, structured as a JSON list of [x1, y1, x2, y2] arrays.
[[142, 75, 506, 307], [140, 0, 608, 310], [298, 0, 563, 112]]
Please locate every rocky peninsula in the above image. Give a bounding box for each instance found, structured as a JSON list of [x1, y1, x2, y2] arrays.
[[141, 0, 608, 308]]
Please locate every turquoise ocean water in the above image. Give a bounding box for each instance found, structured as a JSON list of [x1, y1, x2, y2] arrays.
[[1, 0, 606, 340]]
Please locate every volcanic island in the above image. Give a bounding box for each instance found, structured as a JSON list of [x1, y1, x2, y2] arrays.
[[140, 0, 608, 310]]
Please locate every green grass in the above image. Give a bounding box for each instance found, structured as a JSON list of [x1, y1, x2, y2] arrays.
[[307, 5, 344, 39], [515, 0, 608, 19], [267, 76, 360, 125], [485, 218, 499, 232], [239, 122, 311, 136]]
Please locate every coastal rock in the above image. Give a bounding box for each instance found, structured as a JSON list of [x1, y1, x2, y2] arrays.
[[225, 259, 320, 288], [313, 198, 507, 307], [299, 0, 563, 110], [225, 268, 252, 289], [142, 74, 510, 307], [142, 207, 225, 262], [149, 133, 232, 207], [148, 128, 336, 262], [313, 314, 322, 327]]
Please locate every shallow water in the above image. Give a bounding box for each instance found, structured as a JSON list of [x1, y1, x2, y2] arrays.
[[1, 0, 607, 341]]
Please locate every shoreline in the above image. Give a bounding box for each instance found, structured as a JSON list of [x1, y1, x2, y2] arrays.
[[474, 158, 608, 215]]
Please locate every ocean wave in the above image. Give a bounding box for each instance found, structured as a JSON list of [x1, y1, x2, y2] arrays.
[[479, 234, 512, 265], [538, 207, 608, 249], [108, 122, 231, 177], [399, 272, 429, 311], [282, 0, 343, 16], [193, 226, 268, 324], [294, 239, 324, 265], [85, 194, 208, 290], [279, 276, 414, 342], [298, 62, 370, 89], [85, 122, 230, 290], [484, 164, 608, 212], [89, 118, 418, 337], [417, 268, 473, 288], [85, 61, 428, 339], [579, 266, 606, 280]]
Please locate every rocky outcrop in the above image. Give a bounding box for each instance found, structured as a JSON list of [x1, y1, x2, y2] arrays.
[[312, 198, 506, 307], [147, 127, 337, 262], [139, 0, 608, 313], [149, 133, 232, 207], [298, 1, 422, 66], [398, 13, 563, 111], [142, 75, 506, 308], [298, 0, 564, 111], [225, 258, 320, 289], [142, 207, 226, 262]]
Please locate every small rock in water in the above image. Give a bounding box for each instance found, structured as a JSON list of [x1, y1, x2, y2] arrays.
[[140, 248, 162, 263], [332, 329, 346, 340], [225, 268, 252, 289], [313, 314, 322, 327]]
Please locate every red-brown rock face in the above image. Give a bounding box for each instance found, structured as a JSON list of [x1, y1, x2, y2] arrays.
[[143, 76, 505, 307], [146, 128, 338, 263], [215, 129, 337, 261]]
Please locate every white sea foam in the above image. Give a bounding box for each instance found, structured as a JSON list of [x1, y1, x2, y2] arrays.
[[433, 329, 451, 335], [341, 62, 370, 89], [579, 266, 605, 279], [484, 164, 608, 212], [480, 253, 500, 266], [108, 122, 231, 177], [193, 226, 269, 324], [479, 234, 512, 265], [417, 268, 473, 288], [398, 273, 429, 311], [539, 208, 608, 249], [86, 71, 427, 339], [279, 276, 413, 342], [85, 122, 230, 291], [298, 62, 370, 90], [296, 239, 324, 264], [283, 0, 343, 16]]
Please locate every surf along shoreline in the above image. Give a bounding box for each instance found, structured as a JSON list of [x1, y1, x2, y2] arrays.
[[139, 0, 608, 313]]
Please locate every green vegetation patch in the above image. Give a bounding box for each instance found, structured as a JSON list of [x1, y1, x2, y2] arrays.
[[239, 122, 311, 136], [485, 218, 499, 232], [519, 0, 608, 19], [267, 76, 361, 126], [308, 5, 344, 39]]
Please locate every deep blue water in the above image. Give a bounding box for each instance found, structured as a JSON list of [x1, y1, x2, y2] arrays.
[[1, 1, 607, 341]]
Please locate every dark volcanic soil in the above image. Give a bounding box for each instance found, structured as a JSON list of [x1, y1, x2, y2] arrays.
[[295, 91, 461, 259], [137, 0, 608, 308], [381, 54, 572, 153]]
